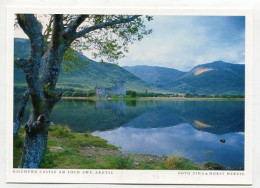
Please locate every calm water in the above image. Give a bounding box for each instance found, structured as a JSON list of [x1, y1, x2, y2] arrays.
[[14, 99, 244, 169]]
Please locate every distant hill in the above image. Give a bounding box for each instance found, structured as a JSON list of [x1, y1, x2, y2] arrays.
[[123, 65, 185, 88], [14, 38, 245, 95], [169, 61, 245, 95], [14, 38, 162, 92], [124, 61, 245, 95]]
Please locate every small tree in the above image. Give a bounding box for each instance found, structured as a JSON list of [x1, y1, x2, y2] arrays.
[[131, 91, 137, 98], [14, 14, 152, 168]]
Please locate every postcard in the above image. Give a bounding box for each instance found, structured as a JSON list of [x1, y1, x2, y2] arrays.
[[5, 7, 253, 184]]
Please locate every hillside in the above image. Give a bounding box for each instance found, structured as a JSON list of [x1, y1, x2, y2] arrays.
[[14, 38, 245, 95], [124, 61, 245, 95], [14, 38, 162, 92], [123, 65, 185, 88], [169, 61, 245, 95]]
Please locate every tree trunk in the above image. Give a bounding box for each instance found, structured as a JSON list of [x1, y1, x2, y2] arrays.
[[19, 106, 53, 168], [13, 90, 29, 136], [19, 127, 48, 168], [19, 46, 65, 168]]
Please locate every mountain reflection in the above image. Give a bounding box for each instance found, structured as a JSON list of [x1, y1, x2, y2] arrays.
[[14, 99, 244, 135], [122, 101, 244, 135]]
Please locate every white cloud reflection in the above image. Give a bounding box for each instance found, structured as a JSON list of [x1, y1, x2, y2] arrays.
[[93, 123, 244, 168]]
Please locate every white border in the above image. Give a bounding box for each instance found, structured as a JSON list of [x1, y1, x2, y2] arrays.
[[5, 7, 253, 185]]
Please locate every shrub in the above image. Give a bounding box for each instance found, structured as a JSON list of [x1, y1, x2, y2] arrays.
[[165, 155, 181, 169], [131, 91, 137, 98], [113, 154, 134, 169], [49, 125, 74, 139], [87, 90, 96, 97]]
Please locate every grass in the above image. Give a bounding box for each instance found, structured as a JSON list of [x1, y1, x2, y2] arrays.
[[110, 154, 135, 169], [165, 155, 201, 170], [13, 128, 25, 168], [14, 125, 222, 170]]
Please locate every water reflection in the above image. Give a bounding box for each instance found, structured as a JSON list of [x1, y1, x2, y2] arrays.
[[14, 99, 244, 134], [95, 100, 125, 116], [93, 124, 244, 168], [14, 99, 244, 168]]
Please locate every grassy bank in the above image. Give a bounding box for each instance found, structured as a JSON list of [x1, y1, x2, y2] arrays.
[[14, 125, 223, 170]]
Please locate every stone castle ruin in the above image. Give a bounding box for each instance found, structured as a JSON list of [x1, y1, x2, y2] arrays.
[[95, 81, 126, 97]]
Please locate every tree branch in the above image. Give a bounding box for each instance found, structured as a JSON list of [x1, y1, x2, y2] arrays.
[[16, 14, 45, 117], [17, 14, 43, 40], [75, 15, 140, 40], [43, 15, 54, 41], [13, 90, 29, 136], [64, 15, 89, 35], [52, 14, 64, 50]]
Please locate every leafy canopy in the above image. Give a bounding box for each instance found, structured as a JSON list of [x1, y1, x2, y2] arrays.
[[25, 14, 153, 74]]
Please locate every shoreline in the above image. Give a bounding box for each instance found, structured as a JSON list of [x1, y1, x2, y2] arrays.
[[14, 125, 242, 170], [62, 96, 245, 101]]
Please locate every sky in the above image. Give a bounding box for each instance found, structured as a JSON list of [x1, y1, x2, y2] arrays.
[[119, 16, 245, 71], [15, 15, 245, 72]]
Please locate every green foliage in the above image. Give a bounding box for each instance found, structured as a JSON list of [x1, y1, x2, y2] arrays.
[[185, 93, 245, 98], [49, 125, 117, 150], [63, 89, 96, 97], [13, 128, 25, 168], [126, 90, 172, 98], [131, 91, 137, 98], [71, 15, 153, 63], [87, 90, 96, 97], [111, 154, 134, 169], [72, 91, 87, 97], [49, 125, 75, 139], [39, 149, 57, 168], [62, 47, 90, 75], [44, 82, 55, 97]]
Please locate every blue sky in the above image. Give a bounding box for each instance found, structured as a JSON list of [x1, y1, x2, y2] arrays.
[[119, 16, 245, 71]]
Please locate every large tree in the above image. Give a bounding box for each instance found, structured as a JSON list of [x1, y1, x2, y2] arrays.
[[14, 14, 152, 168]]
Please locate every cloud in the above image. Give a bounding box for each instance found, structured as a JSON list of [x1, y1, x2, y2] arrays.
[[14, 15, 245, 71], [119, 16, 245, 71]]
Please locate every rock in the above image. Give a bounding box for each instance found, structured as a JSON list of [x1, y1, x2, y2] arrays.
[[204, 162, 223, 170], [50, 146, 64, 152], [220, 138, 226, 143], [133, 162, 140, 166]]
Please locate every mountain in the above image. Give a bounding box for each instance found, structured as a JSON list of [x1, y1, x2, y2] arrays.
[[168, 61, 245, 95], [123, 65, 185, 88], [14, 38, 162, 92], [14, 38, 245, 95], [124, 61, 245, 95]]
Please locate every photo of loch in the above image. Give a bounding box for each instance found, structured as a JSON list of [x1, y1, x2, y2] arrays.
[[13, 14, 245, 171]]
